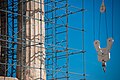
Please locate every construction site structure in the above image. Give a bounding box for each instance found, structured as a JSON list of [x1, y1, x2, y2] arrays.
[[0, 0, 86, 80]]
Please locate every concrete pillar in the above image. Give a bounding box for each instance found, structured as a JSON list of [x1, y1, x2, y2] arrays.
[[17, 0, 46, 80]]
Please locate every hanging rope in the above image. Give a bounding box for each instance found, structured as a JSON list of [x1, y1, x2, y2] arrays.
[[98, 0, 109, 40], [112, 0, 114, 38], [98, 13, 101, 40], [105, 12, 108, 39], [93, 0, 95, 41]]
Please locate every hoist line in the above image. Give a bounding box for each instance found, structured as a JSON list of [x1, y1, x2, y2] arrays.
[[93, 0, 95, 41], [105, 12, 108, 39], [112, 0, 114, 38], [98, 12, 108, 40], [98, 13, 101, 40], [98, 0, 111, 41]]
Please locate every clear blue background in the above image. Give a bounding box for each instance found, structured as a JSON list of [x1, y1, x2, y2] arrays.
[[67, 0, 120, 80]]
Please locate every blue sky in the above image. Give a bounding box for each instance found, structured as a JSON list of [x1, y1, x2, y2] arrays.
[[68, 0, 120, 80]]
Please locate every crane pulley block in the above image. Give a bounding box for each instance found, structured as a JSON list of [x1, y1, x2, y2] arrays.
[[100, 0, 106, 13], [94, 38, 114, 72]]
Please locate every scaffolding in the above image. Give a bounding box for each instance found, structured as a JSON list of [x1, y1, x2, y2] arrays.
[[0, 0, 86, 80], [45, 0, 85, 80]]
